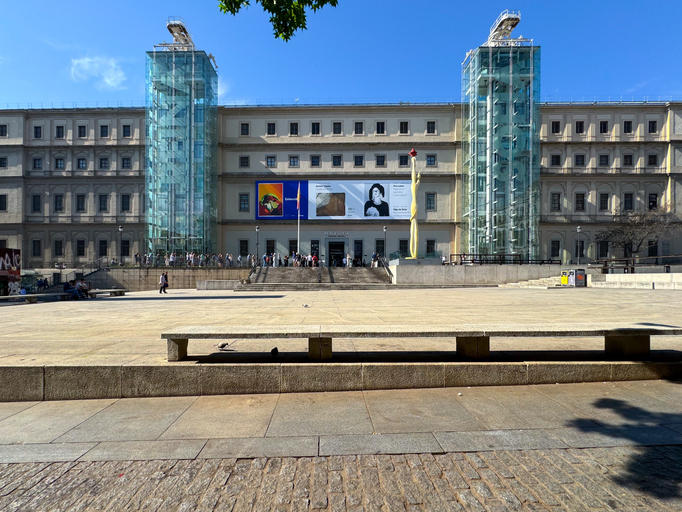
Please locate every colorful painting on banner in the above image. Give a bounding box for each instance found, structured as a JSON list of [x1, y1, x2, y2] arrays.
[[308, 181, 411, 220], [255, 181, 309, 220]]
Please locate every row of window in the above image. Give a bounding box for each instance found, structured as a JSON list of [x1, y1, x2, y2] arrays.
[[20, 156, 133, 171], [236, 238, 439, 259], [236, 192, 437, 213], [549, 153, 660, 167], [549, 192, 657, 213], [21, 193, 133, 214], [17, 124, 133, 140], [240, 120, 437, 138], [550, 120, 658, 135], [549, 239, 660, 260], [241, 153, 438, 169], [30, 238, 130, 258]]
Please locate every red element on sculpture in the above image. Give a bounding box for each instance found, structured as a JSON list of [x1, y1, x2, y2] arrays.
[[409, 148, 418, 157]]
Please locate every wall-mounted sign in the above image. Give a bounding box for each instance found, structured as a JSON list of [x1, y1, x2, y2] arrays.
[[324, 231, 349, 237]]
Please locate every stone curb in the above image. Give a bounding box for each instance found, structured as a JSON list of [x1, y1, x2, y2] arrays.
[[1, 361, 681, 402]]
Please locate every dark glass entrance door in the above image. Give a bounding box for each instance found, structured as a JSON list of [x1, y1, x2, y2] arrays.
[[328, 241, 345, 267]]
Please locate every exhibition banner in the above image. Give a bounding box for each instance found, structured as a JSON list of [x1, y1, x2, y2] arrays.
[[255, 181, 309, 220], [308, 180, 411, 220]]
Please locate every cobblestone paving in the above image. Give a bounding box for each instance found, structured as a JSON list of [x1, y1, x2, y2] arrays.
[[1, 446, 682, 511]]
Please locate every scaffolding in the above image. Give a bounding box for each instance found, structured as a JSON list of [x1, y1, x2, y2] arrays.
[[145, 18, 218, 256], [461, 10, 541, 259]]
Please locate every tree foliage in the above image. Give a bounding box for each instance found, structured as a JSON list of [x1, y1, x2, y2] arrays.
[[218, 0, 338, 41], [593, 208, 681, 256]]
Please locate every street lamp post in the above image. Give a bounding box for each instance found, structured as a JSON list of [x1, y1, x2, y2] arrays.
[[576, 225, 582, 266], [383, 226, 387, 260], [118, 225, 123, 266], [255, 225, 260, 266]]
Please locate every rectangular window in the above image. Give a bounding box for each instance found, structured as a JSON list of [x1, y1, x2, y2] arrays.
[[239, 240, 249, 256], [76, 239, 85, 257], [54, 240, 63, 257], [0, 125, 7, 137], [122, 125, 131, 138], [551, 121, 560, 134], [375, 239, 385, 258], [99, 194, 108, 212], [649, 193, 658, 211], [648, 154, 658, 166], [32, 239, 41, 257], [0, 157, 7, 168], [55, 158, 64, 169], [426, 154, 436, 166], [0, 194, 6, 211], [77, 158, 87, 169], [399, 121, 409, 134], [332, 122, 342, 135], [550, 154, 561, 166], [33, 158, 42, 170], [121, 194, 131, 212], [78, 125, 86, 138], [76, 194, 86, 212], [623, 154, 633, 166], [34, 126, 42, 139], [240, 123, 250, 136], [99, 240, 108, 257], [354, 155, 364, 167], [32, 194, 41, 213], [267, 122, 276, 136], [598, 241, 608, 259], [289, 155, 299, 167], [311, 155, 321, 167], [100, 157, 109, 169], [56, 126, 64, 139], [289, 122, 298, 136], [599, 154, 609, 166], [599, 193, 609, 211], [599, 121, 609, 134], [376, 121, 385, 135], [648, 240, 658, 257], [575, 193, 585, 212], [426, 239, 436, 256], [623, 120, 633, 134], [426, 121, 436, 134], [575, 121, 584, 134], [100, 125, 109, 138], [375, 155, 386, 167], [239, 193, 249, 212], [575, 154, 585, 166], [550, 192, 561, 212], [649, 120, 658, 133], [311, 122, 320, 135], [399, 239, 409, 256], [550, 240, 561, 258], [575, 240, 585, 259], [288, 240, 298, 256], [399, 155, 409, 166], [266, 156, 276, 168], [623, 193, 634, 211], [121, 157, 131, 169], [332, 155, 342, 167], [121, 240, 130, 257], [239, 156, 249, 168], [53, 194, 64, 212], [426, 192, 436, 211], [266, 240, 275, 255], [354, 122, 363, 135]]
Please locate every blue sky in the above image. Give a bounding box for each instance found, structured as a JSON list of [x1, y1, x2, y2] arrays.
[[1, 0, 681, 107]]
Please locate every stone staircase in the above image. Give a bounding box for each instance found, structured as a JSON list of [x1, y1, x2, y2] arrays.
[[235, 266, 392, 291], [498, 276, 564, 289]]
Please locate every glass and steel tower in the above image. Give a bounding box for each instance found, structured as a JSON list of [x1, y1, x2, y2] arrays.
[[461, 10, 540, 259], [145, 18, 218, 256]]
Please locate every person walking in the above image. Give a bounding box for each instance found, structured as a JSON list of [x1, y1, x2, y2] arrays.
[[159, 272, 168, 294]]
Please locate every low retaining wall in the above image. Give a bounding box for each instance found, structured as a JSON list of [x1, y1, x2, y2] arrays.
[[390, 264, 563, 285], [88, 268, 250, 292], [589, 272, 682, 290]]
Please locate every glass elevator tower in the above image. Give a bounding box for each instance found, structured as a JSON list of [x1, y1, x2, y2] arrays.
[[461, 10, 540, 259], [145, 18, 218, 256]]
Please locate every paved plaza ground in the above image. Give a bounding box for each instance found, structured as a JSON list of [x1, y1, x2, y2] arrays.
[[1, 287, 682, 510]]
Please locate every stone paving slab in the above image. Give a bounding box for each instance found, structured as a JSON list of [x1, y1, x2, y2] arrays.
[[77, 440, 207, 462], [319, 433, 443, 456], [199, 437, 319, 459], [550, 425, 682, 448], [434, 429, 570, 452], [0, 443, 97, 463]]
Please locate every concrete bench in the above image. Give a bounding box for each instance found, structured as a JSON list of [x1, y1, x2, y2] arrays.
[[86, 289, 128, 298], [160, 324, 682, 362], [0, 293, 72, 304]]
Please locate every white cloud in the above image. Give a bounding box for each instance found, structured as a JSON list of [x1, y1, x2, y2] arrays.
[[218, 77, 230, 99], [70, 56, 126, 91]]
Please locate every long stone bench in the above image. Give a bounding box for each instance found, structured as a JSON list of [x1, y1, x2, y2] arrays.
[[86, 288, 128, 298], [0, 292, 72, 304], [161, 324, 682, 362]]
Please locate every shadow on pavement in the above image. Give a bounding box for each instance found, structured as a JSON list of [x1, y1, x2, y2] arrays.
[[567, 395, 682, 500], [98, 294, 285, 301]]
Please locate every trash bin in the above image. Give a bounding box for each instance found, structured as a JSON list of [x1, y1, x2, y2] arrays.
[[575, 269, 587, 287], [567, 269, 576, 286], [560, 270, 569, 286]]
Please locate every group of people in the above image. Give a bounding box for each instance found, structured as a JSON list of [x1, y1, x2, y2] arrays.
[[256, 252, 320, 268], [62, 279, 91, 299], [139, 252, 243, 268]]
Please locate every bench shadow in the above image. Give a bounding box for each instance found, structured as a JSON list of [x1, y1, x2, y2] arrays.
[[98, 294, 286, 301], [566, 393, 682, 500]]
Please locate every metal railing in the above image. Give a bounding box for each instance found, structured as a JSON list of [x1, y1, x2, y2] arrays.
[[452, 253, 560, 265]]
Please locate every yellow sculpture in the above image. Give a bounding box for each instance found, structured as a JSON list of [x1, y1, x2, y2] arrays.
[[408, 148, 421, 259]]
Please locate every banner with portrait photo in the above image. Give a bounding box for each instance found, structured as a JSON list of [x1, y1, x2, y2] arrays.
[[308, 181, 411, 220]]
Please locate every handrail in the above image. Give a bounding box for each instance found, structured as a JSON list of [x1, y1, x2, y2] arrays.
[[379, 257, 394, 283]]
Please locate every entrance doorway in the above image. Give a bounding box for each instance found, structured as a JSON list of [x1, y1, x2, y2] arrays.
[[328, 241, 345, 267]]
